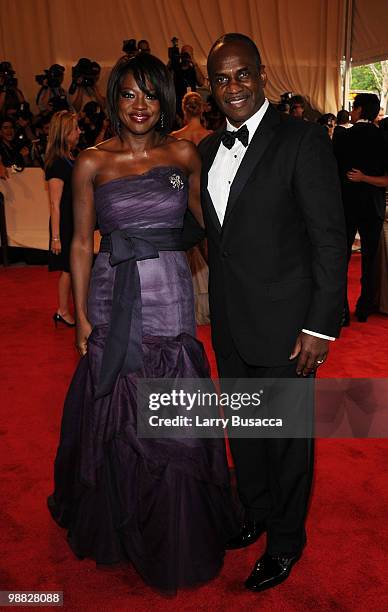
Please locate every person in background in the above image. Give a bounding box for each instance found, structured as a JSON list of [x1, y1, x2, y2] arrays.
[[336, 109, 352, 130], [30, 113, 52, 168], [289, 94, 306, 119], [374, 107, 385, 126], [203, 94, 225, 131], [334, 93, 388, 324], [78, 101, 105, 148], [171, 91, 212, 324], [277, 102, 290, 114], [0, 117, 29, 170], [36, 64, 67, 115], [332, 110, 352, 156], [69, 59, 105, 113], [171, 91, 212, 145], [171, 44, 205, 117], [0, 62, 25, 115], [317, 113, 336, 139], [94, 115, 112, 144], [45, 110, 81, 327], [13, 102, 40, 166]]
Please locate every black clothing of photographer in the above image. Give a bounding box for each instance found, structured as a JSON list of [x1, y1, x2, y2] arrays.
[[78, 101, 106, 148], [68, 58, 105, 113], [0, 62, 25, 115], [36, 65, 68, 115], [169, 43, 204, 116]]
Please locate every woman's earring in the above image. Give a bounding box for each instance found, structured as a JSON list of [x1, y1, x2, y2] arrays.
[[116, 120, 121, 134], [160, 112, 164, 129]]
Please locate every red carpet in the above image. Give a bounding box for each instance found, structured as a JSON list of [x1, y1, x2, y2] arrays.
[[1, 254, 388, 610]]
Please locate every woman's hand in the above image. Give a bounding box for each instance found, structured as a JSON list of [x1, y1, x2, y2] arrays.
[[347, 168, 365, 182], [76, 319, 93, 356], [51, 237, 61, 254]]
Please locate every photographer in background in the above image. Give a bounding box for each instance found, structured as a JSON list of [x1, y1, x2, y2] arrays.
[[137, 39, 151, 54], [14, 102, 38, 166], [68, 58, 105, 112], [168, 39, 205, 116], [31, 113, 52, 168], [122, 39, 138, 58], [0, 62, 25, 115], [78, 100, 106, 148], [35, 64, 67, 115], [289, 94, 306, 119]]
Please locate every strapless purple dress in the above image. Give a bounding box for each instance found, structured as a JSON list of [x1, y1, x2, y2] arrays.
[[47, 167, 237, 593]]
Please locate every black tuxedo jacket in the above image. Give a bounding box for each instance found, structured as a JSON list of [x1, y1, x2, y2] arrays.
[[334, 122, 388, 221], [198, 105, 347, 366]]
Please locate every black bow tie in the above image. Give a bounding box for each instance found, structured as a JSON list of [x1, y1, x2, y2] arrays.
[[221, 124, 249, 149]]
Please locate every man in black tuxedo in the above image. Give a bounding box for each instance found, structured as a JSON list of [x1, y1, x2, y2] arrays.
[[333, 93, 388, 324], [199, 34, 347, 592]]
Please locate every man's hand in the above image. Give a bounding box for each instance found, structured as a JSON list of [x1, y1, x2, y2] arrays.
[[289, 332, 329, 376], [347, 168, 364, 182]]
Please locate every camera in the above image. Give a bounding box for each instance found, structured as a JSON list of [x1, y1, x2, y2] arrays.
[[69, 58, 99, 94], [280, 92, 293, 104], [35, 64, 65, 88], [0, 61, 18, 90], [122, 39, 137, 56]]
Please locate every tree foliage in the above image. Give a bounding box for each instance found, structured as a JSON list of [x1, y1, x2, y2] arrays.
[[351, 61, 388, 112], [351, 64, 380, 92]]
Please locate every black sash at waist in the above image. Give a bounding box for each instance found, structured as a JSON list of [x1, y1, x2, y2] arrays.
[[95, 227, 184, 399]]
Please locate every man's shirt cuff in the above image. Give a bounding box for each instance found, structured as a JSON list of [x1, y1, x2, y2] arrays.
[[302, 329, 335, 341]]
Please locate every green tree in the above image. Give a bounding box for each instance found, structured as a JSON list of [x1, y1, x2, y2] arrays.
[[351, 61, 388, 112], [351, 64, 379, 92]]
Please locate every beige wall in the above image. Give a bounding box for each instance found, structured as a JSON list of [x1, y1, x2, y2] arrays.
[[0, 0, 346, 113]]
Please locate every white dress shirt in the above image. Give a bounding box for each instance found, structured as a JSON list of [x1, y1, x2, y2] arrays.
[[207, 99, 334, 342]]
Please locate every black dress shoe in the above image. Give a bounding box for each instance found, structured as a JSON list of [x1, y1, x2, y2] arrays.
[[226, 520, 265, 550], [245, 551, 301, 592]]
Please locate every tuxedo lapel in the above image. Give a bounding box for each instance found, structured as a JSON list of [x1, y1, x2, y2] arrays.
[[201, 131, 223, 233], [222, 106, 281, 228]]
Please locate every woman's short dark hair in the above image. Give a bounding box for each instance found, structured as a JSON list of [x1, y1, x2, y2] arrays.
[[106, 54, 176, 137]]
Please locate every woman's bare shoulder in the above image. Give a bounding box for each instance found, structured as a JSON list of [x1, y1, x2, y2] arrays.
[[75, 138, 121, 173]]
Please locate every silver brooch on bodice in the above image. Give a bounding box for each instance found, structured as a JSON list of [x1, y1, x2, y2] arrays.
[[169, 173, 184, 190]]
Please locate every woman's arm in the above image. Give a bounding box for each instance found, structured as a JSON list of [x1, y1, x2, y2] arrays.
[[47, 178, 64, 255], [347, 168, 388, 187], [71, 149, 97, 355]]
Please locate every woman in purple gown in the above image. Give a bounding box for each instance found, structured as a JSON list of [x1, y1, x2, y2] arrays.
[[47, 54, 237, 593]]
